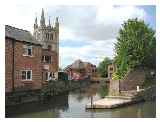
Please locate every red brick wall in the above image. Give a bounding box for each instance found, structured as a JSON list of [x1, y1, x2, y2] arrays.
[[42, 49, 58, 80], [84, 64, 97, 77], [42, 49, 58, 72], [14, 41, 42, 91], [5, 38, 13, 93], [64, 63, 97, 80], [5, 38, 43, 93]]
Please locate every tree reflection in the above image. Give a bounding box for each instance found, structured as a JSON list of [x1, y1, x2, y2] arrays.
[[96, 83, 109, 98]]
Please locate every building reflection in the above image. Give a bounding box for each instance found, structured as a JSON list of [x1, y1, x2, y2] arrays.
[[6, 92, 69, 118]]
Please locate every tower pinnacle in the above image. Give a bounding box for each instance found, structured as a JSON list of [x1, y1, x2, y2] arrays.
[[55, 17, 59, 30], [40, 8, 45, 27], [34, 16, 38, 29], [48, 16, 51, 27]]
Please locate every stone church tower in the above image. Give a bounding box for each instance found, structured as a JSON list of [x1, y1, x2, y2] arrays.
[[33, 8, 59, 58]]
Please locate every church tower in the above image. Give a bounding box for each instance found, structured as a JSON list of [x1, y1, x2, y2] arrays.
[[33, 9, 59, 53], [33, 9, 59, 73]]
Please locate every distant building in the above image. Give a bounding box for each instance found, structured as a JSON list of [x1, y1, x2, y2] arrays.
[[5, 9, 59, 93], [107, 62, 116, 79], [84, 62, 97, 78], [64, 59, 97, 80]]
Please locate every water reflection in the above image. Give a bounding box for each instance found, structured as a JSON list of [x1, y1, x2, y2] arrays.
[[6, 83, 156, 118], [97, 83, 109, 98], [6, 93, 69, 118]]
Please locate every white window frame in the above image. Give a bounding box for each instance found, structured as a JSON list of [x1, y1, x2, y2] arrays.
[[21, 70, 32, 81], [23, 45, 33, 57], [45, 72, 53, 81], [42, 55, 52, 63]]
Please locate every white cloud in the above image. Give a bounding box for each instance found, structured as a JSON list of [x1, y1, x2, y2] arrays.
[[2, 4, 149, 68], [60, 38, 116, 68], [48, 5, 147, 42], [96, 5, 147, 25], [58, 6, 147, 68], [71, 5, 147, 40]]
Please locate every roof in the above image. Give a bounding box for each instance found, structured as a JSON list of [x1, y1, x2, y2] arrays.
[[64, 59, 85, 70], [64, 59, 96, 71], [64, 64, 72, 71], [83, 62, 96, 67], [70, 59, 85, 69], [5, 25, 41, 45]]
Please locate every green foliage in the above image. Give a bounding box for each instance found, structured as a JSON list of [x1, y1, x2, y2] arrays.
[[142, 80, 156, 88], [97, 57, 111, 77], [114, 18, 156, 79], [112, 72, 120, 80], [142, 70, 156, 88]]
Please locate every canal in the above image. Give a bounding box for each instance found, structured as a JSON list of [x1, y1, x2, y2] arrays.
[[6, 83, 156, 118]]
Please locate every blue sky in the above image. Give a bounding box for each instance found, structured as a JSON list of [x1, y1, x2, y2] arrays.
[[3, 5, 156, 69], [138, 6, 156, 29]]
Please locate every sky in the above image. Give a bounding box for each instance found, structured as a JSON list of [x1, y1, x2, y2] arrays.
[[3, 5, 156, 69]]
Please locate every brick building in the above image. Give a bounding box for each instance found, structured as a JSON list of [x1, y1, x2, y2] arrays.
[[5, 9, 59, 93], [5, 25, 42, 93], [83, 62, 97, 78], [64, 59, 97, 80], [42, 49, 58, 82]]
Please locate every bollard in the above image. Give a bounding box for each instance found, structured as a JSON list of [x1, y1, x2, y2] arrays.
[[137, 86, 140, 92], [91, 96, 93, 108]]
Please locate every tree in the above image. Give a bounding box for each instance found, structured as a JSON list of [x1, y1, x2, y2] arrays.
[[97, 57, 111, 77], [114, 18, 156, 79]]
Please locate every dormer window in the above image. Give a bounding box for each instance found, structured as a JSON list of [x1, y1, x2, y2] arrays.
[[23, 45, 32, 56]]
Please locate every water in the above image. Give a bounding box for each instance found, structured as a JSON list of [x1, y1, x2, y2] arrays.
[[6, 83, 156, 118]]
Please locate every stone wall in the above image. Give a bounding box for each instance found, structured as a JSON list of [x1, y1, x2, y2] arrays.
[[109, 68, 147, 96], [135, 86, 156, 101], [120, 68, 145, 91], [109, 79, 120, 96]]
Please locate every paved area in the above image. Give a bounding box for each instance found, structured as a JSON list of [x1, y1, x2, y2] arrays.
[[86, 97, 133, 109], [86, 87, 155, 109]]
